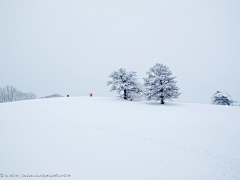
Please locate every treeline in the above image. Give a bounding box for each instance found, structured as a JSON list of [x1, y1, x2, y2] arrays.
[[0, 85, 37, 103], [108, 63, 238, 106]]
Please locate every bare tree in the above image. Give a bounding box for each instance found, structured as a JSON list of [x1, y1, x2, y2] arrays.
[[0, 85, 37, 103]]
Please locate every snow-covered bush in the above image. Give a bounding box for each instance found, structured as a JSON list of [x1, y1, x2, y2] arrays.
[[143, 63, 180, 104], [41, 94, 63, 99], [211, 91, 235, 105], [107, 68, 142, 100], [0, 85, 37, 103]]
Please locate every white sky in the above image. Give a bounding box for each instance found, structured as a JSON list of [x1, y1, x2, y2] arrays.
[[1, 0, 240, 104]]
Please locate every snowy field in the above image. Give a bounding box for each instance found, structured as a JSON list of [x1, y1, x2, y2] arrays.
[[1, 97, 240, 180]]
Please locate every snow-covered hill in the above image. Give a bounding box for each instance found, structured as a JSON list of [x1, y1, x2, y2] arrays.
[[1, 97, 240, 180]]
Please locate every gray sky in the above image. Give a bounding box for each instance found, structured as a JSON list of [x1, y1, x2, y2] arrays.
[[1, 0, 240, 104]]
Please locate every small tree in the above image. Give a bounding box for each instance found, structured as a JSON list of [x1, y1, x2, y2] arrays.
[[211, 91, 235, 105], [107, 68, 142, 100], [143, 63, 180, 104]]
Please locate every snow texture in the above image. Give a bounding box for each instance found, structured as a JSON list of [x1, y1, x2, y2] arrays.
[[0, 97, 240, 180]]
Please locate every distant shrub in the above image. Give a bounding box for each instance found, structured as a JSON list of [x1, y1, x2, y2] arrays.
[[211, 91, 237, 106], [0, 85, 37, 103], [41, 94, 63, 99]]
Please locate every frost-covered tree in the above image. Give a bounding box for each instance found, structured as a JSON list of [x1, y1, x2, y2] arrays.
[[107, 68, 142, 100], [0, 85, 37, 103], [143, 63, 180, 104], [211, 91, 235, 105]]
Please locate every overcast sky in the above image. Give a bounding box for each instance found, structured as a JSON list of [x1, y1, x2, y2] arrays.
[[1, 0, 239, 104]]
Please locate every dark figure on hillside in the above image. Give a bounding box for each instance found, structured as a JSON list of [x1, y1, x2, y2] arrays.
[[67, 95, 69, 97], [89, 93, 93, 97]]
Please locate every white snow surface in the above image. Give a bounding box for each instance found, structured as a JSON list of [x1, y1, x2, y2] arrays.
[[1, 97, 240, 180]]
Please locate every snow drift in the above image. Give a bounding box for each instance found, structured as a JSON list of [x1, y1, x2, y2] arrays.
[[0, 97, 240, 180]]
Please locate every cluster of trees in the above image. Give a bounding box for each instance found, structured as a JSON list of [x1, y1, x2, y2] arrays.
[[108, 63, 180, 104], [0, 65, 237, 106], [108, 63, 237, 106], [0, 85, 37, 103]]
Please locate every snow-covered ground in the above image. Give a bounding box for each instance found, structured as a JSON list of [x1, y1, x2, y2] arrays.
[[1, 97, 240, 180]]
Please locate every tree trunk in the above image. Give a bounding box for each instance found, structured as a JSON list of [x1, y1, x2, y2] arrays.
[[124, 89, 127, 100], [161, 97, 164, 104]]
